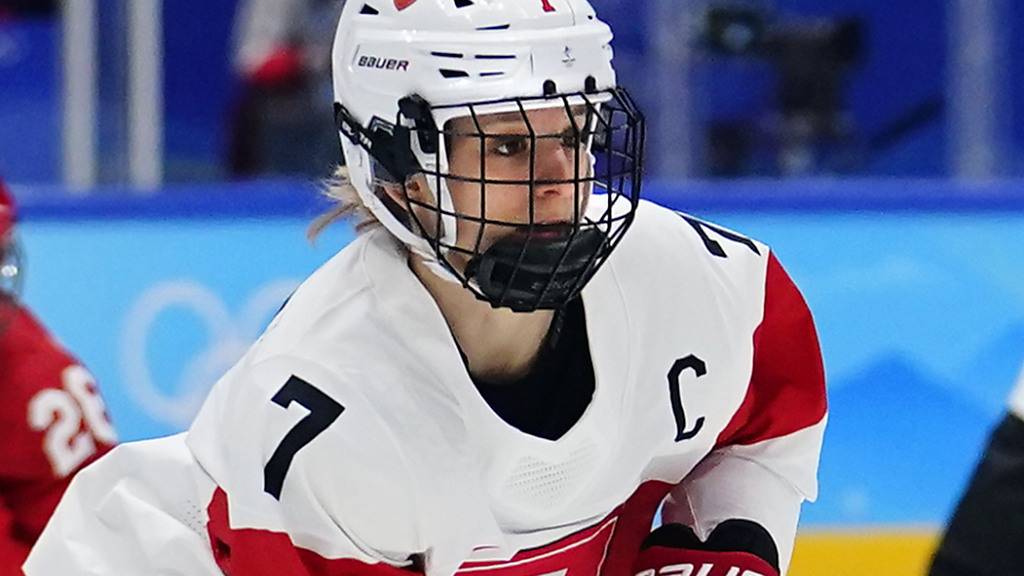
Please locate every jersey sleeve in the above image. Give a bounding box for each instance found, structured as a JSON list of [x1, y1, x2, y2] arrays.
[[186, 353, 446, 575], [662, 252, 827, 575], [26, 423, 427, 576], [23, 434, 222, 576]]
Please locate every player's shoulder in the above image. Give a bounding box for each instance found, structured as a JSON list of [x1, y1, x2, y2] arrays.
[[59, 434, 211, 526], [192, 349, 461, 487], [186, 351, 446, 557], [75, 433, 208, 492], [630, 199, 769, 266], [238, 228, 465, 442], [601, 199, 772, 310], [191, 225, 463, 476], [190, 351, 403, 456], [258, 230, 380, 341], [246, 228, 411, 367], [0, 302, 65, 359], [0, 302, 80, 394]]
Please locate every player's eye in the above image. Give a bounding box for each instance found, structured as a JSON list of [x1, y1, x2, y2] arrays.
[[561, 126, 592, 151], [492, 136, 529, 157]]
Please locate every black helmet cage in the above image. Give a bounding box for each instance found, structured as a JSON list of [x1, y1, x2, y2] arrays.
[[336, 86, 645, 312]]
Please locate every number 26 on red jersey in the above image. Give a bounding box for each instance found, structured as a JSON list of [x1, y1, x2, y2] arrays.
[[28, 365, 117, 478]]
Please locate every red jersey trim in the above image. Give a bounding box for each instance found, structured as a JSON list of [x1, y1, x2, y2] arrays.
[[206, 481, 676, 576], [458, 516, 616, 570], [600, 481, 674, 576], [207, 488, 418, 576]]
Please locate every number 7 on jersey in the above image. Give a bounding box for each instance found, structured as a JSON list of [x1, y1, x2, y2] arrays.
[[263, 376, 345, 500]]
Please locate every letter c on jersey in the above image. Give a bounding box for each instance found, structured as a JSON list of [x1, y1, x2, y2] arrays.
[[668, 355, 707, 442]]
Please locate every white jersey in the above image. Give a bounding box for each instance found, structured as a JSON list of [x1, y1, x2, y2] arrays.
[[26, 199, 827, 576]]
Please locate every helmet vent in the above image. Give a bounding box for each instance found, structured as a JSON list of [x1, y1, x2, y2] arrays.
[[359, 3, 380, 15], [431, 51, 464, 59], [440, 68, 470, 79], [477, 23, 511, 31], [475, 54, 516, 60], [454, 0, 474, 7], [479, 72, 504, 77]]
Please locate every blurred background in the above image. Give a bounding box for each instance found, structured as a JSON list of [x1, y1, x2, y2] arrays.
[[2, 0, 1023, 574]]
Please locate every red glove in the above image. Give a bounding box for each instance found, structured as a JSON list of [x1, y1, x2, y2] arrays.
[[633, 521, 780, 576]]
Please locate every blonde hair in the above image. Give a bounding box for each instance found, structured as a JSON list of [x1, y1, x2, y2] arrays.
[[307, 165, 381, 242]]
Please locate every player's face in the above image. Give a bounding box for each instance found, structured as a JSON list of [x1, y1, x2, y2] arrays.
[[441, 105, 593, 265]]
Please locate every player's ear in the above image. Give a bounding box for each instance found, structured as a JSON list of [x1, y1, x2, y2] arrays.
[[379, 174, 433, 213], [378, 174, 440, 238], [404, 174, 434, 206]]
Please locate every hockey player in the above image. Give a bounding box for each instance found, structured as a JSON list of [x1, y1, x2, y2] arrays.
[[26, 2, 827, 575], [228, 0, 343, 176], [928, 365, 1024, 576], [0, 180, 117, 570]]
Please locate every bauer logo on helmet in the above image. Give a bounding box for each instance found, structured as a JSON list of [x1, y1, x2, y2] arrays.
[[358, 55, 410, 71]]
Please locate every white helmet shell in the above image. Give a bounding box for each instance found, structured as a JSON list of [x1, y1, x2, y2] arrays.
[[331, 0, 618, 260]]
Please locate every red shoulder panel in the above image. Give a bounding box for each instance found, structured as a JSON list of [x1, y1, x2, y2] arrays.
[[715, 253, 827, 449]]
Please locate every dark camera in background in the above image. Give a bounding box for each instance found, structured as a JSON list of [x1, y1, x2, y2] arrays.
[[699, 3, 866, 176]]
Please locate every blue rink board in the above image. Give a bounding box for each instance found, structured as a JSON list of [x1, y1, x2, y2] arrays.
[[10, 179, 1024, 528]]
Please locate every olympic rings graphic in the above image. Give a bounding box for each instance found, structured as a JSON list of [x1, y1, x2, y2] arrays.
[[119, 278, 300, 427]]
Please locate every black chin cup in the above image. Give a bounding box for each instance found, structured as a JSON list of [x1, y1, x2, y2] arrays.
[[465, 227, 607, 312]]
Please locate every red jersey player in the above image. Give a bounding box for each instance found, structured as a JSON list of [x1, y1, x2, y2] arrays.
[[0, 180, 117, 570]]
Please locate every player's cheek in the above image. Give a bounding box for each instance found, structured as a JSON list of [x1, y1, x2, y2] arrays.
[[490, 183, 535, 223], [446, 140, 482, 180], [448, 180, 482, 220]]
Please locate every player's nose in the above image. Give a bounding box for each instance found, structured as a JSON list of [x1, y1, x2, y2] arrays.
[[533, 140, 580, 200]]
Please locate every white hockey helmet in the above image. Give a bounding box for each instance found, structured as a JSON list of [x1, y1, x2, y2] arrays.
[[332, 0, 644, 311]]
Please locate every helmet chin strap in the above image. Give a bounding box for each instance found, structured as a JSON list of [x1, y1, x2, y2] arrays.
[[409, 242, 465, 287]]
